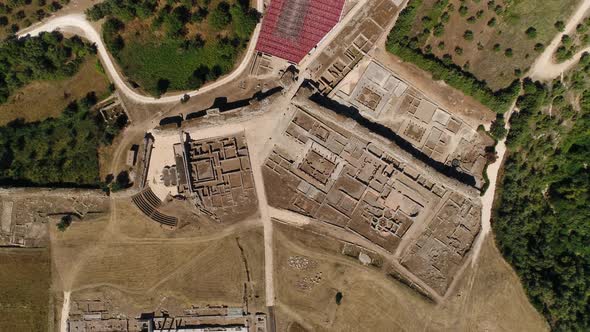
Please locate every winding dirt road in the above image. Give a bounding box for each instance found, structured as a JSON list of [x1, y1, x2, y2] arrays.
[[18, 13, 262, 105], [529, 0, 590, 81]]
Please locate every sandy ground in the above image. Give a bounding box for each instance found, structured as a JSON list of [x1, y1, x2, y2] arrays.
[[529, 0, 590, 81], [145, 130, 182, 200], [269, 208, 311, 226]]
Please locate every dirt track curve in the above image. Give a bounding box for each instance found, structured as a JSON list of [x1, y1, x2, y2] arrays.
[[18, 12, 262, 105], [529, 0, 590, 81]]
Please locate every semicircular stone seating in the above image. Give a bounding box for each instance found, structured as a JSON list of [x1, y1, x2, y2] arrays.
[[132, 188, 178, 227]]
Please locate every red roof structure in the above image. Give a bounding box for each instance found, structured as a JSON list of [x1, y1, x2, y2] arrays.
[[256, 0, 345, 63]]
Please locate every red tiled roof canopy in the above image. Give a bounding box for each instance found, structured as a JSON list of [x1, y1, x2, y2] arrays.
[[256, 0, 345, 63]]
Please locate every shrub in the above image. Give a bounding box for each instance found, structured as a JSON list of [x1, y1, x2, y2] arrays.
[[555, 20, 565, 31], [463, 30, 474, 40], [459, 5, 468, 16], [229, 4, 258, 41], [487, 0, 495, 10], [490, 113, 507, 139], [208, 1, 231, 30], [57, 215, 72, 232], [525, 27, 537, 39], [433, 23, 445, 36]]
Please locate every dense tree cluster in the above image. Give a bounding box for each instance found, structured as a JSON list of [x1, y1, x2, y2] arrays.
[[0, 31, 94, 103], [0, 93, 124, 187], [85, 0, 258, 95], [386, 0, 520, 113], [494, 77, 590, 331]]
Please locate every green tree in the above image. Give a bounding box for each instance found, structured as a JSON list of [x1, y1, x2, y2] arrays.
[[229, 4, 257, 41], [525, 26, 537, 39], [555, 20, 565, 31], [208, 1, 231, 30], [463, 30, 474, 40], [57, 215, 72, 231]]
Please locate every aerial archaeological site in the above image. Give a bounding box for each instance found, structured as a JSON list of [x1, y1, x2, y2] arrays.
[[0, 0, 588, 331]]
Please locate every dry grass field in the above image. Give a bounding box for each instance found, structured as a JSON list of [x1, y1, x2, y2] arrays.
[[273, 222, 548, 331], [48, 198, 265, 320], [412, 0, 579, 90], [113, 198, 260, 239], [0, 248, 51, 332], [0, 56, 110, 125]]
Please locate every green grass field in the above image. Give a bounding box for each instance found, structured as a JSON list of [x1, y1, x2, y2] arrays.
[[93, 0, 257, 96], [0, 248, 51, 332], [118, 37, 237, 94]]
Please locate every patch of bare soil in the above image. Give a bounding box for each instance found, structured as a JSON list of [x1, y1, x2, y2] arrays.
[[273, 222, 548, 331]]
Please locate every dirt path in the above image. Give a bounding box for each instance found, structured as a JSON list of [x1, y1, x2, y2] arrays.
[[470, 104, 514, 265], [529, 0, 590, 81], [268, 207, 311, 226], [60, 291, 71, 332], [18, 12, 262, 105]]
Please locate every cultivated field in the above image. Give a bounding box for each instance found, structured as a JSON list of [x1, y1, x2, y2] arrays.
[[0, 56, 110, 125], [273, 221, 548, 331], [408, 0, 578, 89], [0, 248, 52, 332]]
